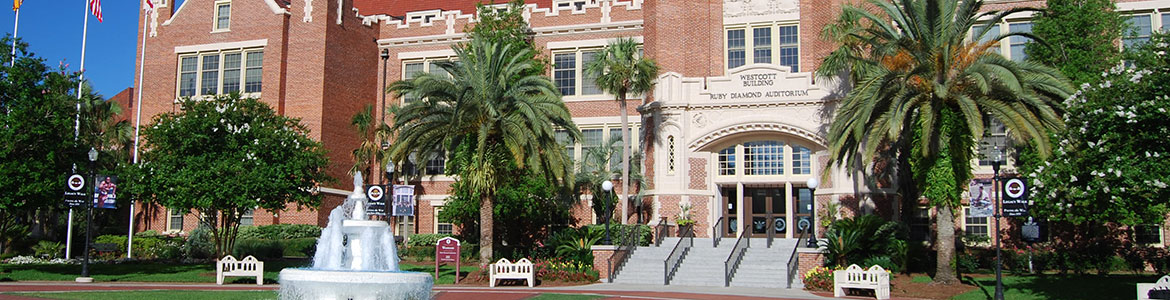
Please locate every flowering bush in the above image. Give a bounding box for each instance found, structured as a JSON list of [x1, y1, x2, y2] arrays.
[[4, 256, 75, 265], [1024, 32, 1170, 225], [533, 258, 598, 283], [803, 266, 836, 291]]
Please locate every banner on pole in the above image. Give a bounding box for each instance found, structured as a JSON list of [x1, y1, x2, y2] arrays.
[[392, 185, 415, 217], [968, 179, 994, 218], [1002, 177, 1029, 217], [63, 173, 87, 207], [364, 184, 387, 216], [92, 175, 117, 209]]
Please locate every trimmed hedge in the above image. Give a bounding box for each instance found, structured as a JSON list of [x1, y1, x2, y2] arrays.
[[233, 238, 285, 259], [93, 234, 184, 260], [398, 244, 478, 262], [282, 237, 317, 257], [406, 234, 453, 247], [237, 224, 321, 240], [584, 224, 652, 246]]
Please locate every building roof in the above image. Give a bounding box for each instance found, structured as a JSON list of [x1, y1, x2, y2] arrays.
[[353, 0, 552, 17]]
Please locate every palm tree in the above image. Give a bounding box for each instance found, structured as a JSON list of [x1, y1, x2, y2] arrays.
[[819, 0, 1072, 283], [350, 104, 388, 182], [387, 38, 578, 263], [584, 37, 659, 225], [574, 136, 646, 225]]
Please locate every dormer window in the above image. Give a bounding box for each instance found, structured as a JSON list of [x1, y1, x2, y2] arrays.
[[214, 1, 231, 32]]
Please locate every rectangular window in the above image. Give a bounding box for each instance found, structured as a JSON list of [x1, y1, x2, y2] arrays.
[[168, 209, 184, 232], [221, 53, 242, 93], [435, 207, 453, 235], [1125, 15, 1153, 49], [909, 207, 930, 241], [580, 129, 603, 159], [973, 24, 1000, 45], [727, 29, 746, 69], [792, 145, 811, 175], [200, 54, 220, 95], [215, 2, 231, 31], [425, 153, 445, 175], [244, 51, 263, 93], [963, 207, 989, 237], [430, 60, 451, 79], [743, 141, 784, 175], [979, 116, 1008, 166], [402, 62, 424, 102], [556, 130, 575, 162], [554, 53, 577, 96], [778, 25, 799, 72], [1136, 224, 1163, 245], [718, 146, 736, 175], [240, 209, 254, 226], [179, 56, 198, 97], [396, 216, 415, 236], [1163, 14, 1170, 31], [580, 50, 602, 95], [1008, 22, 1033, 62], [608, 128, 625, 171], [753, 27, 772, 64]]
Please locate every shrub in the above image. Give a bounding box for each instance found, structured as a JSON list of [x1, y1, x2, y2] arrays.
[[32, 241, 64, 259], [397, 244, 479, 262], [548, 227, 601, 265], [282, 237, 317, 257], [583, 224, 652, 246], [822, 214, 904, 267], [233, 239, 285, 259], [862, 256, 899, 274], [803, 266, 835, 291], [533, 258, 597, 283], [184, 226, 215, 259], [956, 252, 980, 273], [237, 224, 321, 241], [406, 234, 453, 247]]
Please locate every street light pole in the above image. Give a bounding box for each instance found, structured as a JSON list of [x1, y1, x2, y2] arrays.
[[379, 49, 389, 185], [991, 146, 1004, 300], [78, 147, 98, 282], [602, 180, 614, 245], [805, 177, 819, 248]]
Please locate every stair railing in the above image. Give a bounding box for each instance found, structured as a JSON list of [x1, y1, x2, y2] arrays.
[[654, 217, 667, 247], [786, 226, 809, 288], [607, 225, 640, 283], [711, 217, 724, 248], [766, 212, 774, 248], [662, 227, 693, 285], [722, 231, 750, 287]]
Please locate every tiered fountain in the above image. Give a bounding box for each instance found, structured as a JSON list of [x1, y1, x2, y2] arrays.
[[279, 172, 433, 300]]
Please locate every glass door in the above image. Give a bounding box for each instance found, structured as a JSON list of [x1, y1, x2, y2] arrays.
[[794, 187, 814, 237], [746, 187, 784, 237], [722, 187, 736, 237]]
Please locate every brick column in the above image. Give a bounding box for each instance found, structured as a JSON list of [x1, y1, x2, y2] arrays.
[[797, 249, 825, 285], [591, 245, 617, 281]]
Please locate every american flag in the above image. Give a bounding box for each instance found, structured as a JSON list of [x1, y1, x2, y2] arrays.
[[89, 0, 102, 22]]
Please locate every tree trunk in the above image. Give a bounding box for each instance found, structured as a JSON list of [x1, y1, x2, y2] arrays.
[[934, 206, 958, 284], [479, 193, 494, 264], [619, 95, 630, 225]]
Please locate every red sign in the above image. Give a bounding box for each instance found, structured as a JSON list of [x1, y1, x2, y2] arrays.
[[435, 237, 461, 283]]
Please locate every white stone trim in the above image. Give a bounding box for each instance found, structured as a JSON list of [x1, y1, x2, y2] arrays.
[[1116, 1, 1170, 12], [303, 0, 313, 22], [175, 39, 268, 53], [397, 49, 457, 60], [162, 0, 191, 26], [688, 122, 827, 151], [263, 0, 290, 15], [319, 187, 350, 196], [546, 36, 643, 50], [376, 20, 642, 47]]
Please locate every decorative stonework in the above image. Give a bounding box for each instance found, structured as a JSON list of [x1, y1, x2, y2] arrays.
[[692, 112, 710, 129], [689, 122, 826, 151], [303, 0, 313, 22], [149, 3, 160, 37], [723, 0, 798, 19]]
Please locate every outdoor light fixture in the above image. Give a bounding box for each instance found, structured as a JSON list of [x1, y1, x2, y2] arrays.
[[991, 146, 1005, 300], [805, 177, 819, 248], [79, 147, 98, 282], [601, 180, 614, 245], [87, 148, 98, 162]]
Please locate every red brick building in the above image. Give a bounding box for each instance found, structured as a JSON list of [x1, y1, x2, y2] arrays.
[[130, 0, 1168, 249]]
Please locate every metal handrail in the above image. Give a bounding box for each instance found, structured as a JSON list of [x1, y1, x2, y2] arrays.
[[786, 227, 809, 289], [722, 231, 750, 287], [607, 225, 640, 283], [662, 228, 693, 285], [654, 217, 668, 247], [712, 217, 724, 248], [766, 212, 774, 248]]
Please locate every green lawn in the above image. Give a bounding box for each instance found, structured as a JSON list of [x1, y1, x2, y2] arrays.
[[10, 290, 278, 300], [954, 274, 1156, 300], [0, 260, 476, 285]]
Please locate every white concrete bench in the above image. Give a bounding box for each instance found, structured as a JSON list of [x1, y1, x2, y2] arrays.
[[216, 255, 264, 285], [834, 264, 890, 300], [489, 258, 534, 287], [1138, 275, 1170, 300]]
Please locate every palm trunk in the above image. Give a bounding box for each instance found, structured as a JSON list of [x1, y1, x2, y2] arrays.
[[934, 206, 958, 284], [619, 95, 630, 225], [479, 192, 493, 264]]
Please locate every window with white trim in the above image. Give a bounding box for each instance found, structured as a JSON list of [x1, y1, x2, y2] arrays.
[[424, 152, 446, 175], [792, 145, 811, 175], [1136, 224, 1164, 245], [909, 207, 930, 241], [240, 209, 254, 226], [400, 58, 453, 103], [963, 207, 989, 237], [556, 124, 640, 166], [717, 140, 816, 177], [718, 146, 736, 176], [396, 216, 414, 236], [726, 24, 799, 72], [214, 1, 231, 31], [435, 207, 453, 235], [979, 116, 1008, 166], [744, 141, 784, 175], [971, 22, 1030, 61], [554, 0, 596, 12], [1008, 22, 1033, 62], [177, 49, 263, 98], [556, 130, 575, 162], [552, 49, 603, 97], [1125, 14, 1153, 49], [168, 208, 184, 232]]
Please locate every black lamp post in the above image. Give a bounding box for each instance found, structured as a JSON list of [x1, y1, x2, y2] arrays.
[[79, 147, 97, 282], [991, 146, 1005, 300], [601, 180, 614, 245], [805, 177, 819, 248], [379, 49, 390, 185]]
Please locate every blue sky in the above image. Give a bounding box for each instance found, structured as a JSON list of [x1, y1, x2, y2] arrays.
[[0, 1, 170, 98]]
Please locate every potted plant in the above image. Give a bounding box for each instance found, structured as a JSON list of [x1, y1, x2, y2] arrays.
[[675, 203, 695, 237]]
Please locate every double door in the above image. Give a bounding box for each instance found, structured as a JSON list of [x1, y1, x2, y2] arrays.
[[720, 186, 815, 238]]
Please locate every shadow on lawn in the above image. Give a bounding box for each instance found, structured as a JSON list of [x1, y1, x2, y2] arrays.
[[962, 274, 1158, 300], [0, 258, 314, 283]]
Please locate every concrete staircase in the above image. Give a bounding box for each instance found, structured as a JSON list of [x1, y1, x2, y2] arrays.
[[609, 237, 803, 288]]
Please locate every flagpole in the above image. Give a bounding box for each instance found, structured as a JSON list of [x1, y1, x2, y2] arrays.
[[10, 6, 18, 66], [128, 3, 150, 259], [68, 0, 92, 265]]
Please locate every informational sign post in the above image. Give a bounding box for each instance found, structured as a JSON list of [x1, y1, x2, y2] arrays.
[[63, 173, 88, 207], [392, 185, 416, 217], [435, 237, 461, 283], [92, 175, 118, 209], [1002, 177, 1029, 217], [968, 179, 994, 218], [364, 184, 388, 217]]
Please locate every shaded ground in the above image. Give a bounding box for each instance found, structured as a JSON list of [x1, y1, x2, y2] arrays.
[[810, 272, 1158, 300], [0, 260, 476, 285]]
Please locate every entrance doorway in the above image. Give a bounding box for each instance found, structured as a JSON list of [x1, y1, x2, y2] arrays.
[[718, 185, 816, 238]]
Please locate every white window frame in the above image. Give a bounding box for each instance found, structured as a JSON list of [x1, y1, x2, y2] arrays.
[[240, 208, 254, 227], [400, 56, 456, 103], [395, 216, 415, 236], [553, 0, 598, 13], [213, 1, 231, 32], [167, 208, 185, 233], [725, 22, 800, 73], [551, 48, 606, 101], [434, 207, 454, 235], [961, 206, 990, 239], [970, 20, 1032, 62], [559, 123, 640, 169], [1136, 224, 1165, 247], [714, 137, 816, 179], [175, 48, 263, 100]]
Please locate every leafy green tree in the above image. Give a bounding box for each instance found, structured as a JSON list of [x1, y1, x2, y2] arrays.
[[819, 0, 1072, 283], [584, 37, 658, 223], [1025, 0, 1127, 85], [128, 94, 331, 258], [1025, 34, 1170, 226]]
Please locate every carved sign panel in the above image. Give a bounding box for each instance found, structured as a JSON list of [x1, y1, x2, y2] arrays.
[[724, 0, 799, 22]]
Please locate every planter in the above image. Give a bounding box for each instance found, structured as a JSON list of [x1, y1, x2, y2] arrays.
[[676, 224, 694, 237]]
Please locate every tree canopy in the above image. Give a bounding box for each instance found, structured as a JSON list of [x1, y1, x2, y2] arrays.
[[1025, 0, 1127, 85]]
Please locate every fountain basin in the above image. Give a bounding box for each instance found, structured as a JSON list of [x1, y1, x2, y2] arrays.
[[279, 268, 433, 300]]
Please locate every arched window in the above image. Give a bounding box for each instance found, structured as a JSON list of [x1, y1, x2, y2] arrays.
[[744, 141, 784, 175], [718, 146, 736, 175], [792, 145, 811, 174]]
